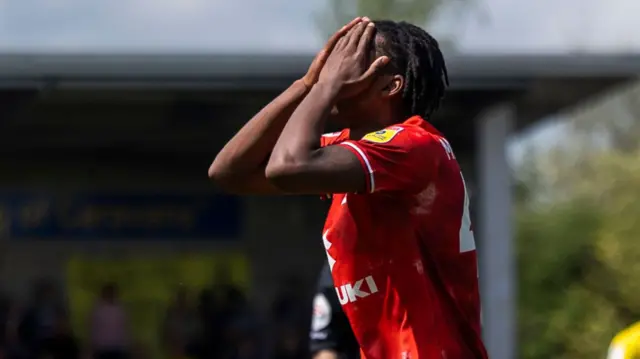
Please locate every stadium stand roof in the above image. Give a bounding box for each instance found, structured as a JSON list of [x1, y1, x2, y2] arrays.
[[1, 53, 639, 153], [1, 53, 639, 89]]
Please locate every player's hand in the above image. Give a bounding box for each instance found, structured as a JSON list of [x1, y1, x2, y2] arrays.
[[318, 20, 390, 99], [301, 17, 364, 89]]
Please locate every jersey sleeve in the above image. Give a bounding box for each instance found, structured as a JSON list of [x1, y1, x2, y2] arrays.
[[337, 126, 441, 193], [320, 131, 345, 148]]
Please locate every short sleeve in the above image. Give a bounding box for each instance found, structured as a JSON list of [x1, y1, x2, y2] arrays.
[[320, 131, 345, 148], [338, 126, 440, 193]]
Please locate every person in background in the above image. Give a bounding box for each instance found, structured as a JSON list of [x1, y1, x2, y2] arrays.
[[211, 265, 244, 313], [161, 287, 198, 359], [38, 310, 79, 359], [191, 289, 216, 359], [232, 331, 261, 359], [309, 264, 359, 359], [88, 283, 130, 359], [607, 320, 640, 359], [18, 279, 65, 357], [4, 300, 28, 359], [0, 291, 9, 358], [271, 325, 305, 359], [270, 276, 306, 329]]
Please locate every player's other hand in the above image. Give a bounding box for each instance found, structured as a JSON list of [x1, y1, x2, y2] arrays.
[[318, 20, 390, 99], [302, 17, 364, 89]]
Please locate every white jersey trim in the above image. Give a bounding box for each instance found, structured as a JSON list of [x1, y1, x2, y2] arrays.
[[342, 141, 375, 193], [321, 132, 342, 138]]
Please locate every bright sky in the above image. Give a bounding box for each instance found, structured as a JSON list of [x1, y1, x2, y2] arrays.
[[1, 0, 640, 53]]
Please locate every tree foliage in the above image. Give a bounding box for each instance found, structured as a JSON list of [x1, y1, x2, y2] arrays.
[[316, 0, 468, 50], [320, 0, 440, 31], [516, 80, 640, 357], [516, 147, 640, 358], [571, 81, 640, 153]]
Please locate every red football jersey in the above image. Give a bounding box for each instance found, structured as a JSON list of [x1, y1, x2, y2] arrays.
[[320, 116, 487, 359]]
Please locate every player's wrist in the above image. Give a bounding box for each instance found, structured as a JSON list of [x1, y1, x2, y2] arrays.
[[313, 80, 343, 99], [293, 78, 313, 94]]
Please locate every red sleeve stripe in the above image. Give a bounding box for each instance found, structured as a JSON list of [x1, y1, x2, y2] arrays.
[[341, 141, 375, 193]]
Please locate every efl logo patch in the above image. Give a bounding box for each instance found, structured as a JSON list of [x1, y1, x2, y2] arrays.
[[362, 127, 403, 143], [311, 293, 332, 332]]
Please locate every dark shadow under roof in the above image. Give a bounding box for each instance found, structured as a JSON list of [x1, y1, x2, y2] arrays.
[[1, 53, 640, 90], [1, 53, 640, 154]]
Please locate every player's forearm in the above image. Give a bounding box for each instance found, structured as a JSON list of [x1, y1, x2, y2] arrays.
[[267, 82, 339, 175], [208, 79, 309, 186]]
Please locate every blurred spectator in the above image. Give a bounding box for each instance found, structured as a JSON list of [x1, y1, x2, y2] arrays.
[[189, 268, 258, 359], [213, 265, 244, 312], [4, 302, 28, 359], [38, 310, 79, 359], [0, 274, 317, 359], [17, 279, 65, 356], [229, 332, 261, 359], [192, 289, 217, 359], [212, 265, 245, 321], [0, 291, 9, 354], [161, 287, 199, 359], [208, 266, 247, 358], [271, 326, 305, 359], [270, 276, 307, 328], [88, 283, 130, 359], [224, 291, 263, 359]]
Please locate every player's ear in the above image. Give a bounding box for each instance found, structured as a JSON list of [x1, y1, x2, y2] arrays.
[[380, 74, 404, 98]]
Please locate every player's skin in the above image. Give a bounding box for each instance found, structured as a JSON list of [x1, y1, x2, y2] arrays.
[[314, 350, 339, 359], [208, 17, 361, 194], [209, 18, 405, 195]]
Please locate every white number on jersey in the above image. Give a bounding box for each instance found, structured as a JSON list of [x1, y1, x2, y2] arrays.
[[438, 138, 476, 253], [459, 173, 476, 253]]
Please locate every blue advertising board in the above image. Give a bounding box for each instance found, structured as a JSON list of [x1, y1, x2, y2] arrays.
[[0, 193, 241, 240]]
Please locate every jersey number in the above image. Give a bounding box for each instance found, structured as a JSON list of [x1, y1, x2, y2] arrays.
[[440, 138, 476, 253], [459, 173, 476, 253]]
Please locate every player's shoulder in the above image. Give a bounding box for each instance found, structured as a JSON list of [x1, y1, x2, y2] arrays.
[[360, 121, 447, 154], [360, 125, 409, 145], [321, 129, 349, 147]]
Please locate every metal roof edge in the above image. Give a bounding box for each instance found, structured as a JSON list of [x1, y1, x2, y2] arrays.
[[1, 53, 640, 78]]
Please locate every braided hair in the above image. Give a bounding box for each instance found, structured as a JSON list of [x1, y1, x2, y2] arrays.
[[373, 20, 449, 120]]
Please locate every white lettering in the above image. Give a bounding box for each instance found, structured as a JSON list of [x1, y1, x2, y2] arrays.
[[365, 276, 378, 293], [345, 278, 366, 302], [323, 230, 336, 271], [335, 275, 378, 305], [336, 284, 349, 305]]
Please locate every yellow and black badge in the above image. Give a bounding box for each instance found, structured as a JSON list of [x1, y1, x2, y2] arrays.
[[362, 128, 402, 144]]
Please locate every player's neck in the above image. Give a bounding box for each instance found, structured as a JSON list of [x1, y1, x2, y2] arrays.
[[348, 114, 404, 140], [349, 124, 382, 140]]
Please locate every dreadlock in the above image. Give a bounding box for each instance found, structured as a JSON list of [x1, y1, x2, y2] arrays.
[[372, 20, 449, 120]]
